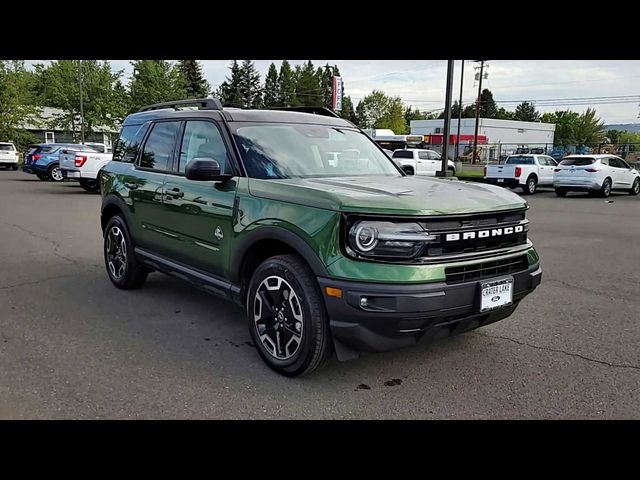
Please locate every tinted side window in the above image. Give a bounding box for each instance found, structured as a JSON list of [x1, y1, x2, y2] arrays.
[[139, 122, 180, 171], [113, 124, 150, 163], [607, 157, 619, 168], [178, 121, 230, 174], [392, 150, 414, 159]]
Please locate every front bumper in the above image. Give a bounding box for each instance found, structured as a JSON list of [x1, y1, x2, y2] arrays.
[[319, 262, 541, 353]]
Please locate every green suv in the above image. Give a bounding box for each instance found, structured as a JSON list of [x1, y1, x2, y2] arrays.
[[100, 98, 542, 376]]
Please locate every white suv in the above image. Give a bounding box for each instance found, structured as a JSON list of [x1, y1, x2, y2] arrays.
[[392, 148, 456, 176], [0, 142, 19, 170], [554, 155, 640, 197]]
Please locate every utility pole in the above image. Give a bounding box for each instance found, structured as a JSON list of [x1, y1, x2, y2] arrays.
[[455, 60, 464, 161], [437, 60, 455, 177], [79, 60, 85, 144], [472, 60, 485, 164]]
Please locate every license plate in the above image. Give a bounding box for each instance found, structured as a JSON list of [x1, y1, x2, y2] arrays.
[[497, 178, 504, 183], [480, 278, 513, 312]]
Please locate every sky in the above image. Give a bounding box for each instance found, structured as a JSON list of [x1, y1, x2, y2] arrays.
[[28, 60, 640, 124]]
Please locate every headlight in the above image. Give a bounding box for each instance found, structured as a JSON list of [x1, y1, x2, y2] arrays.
[[347, 220, 436, 259]]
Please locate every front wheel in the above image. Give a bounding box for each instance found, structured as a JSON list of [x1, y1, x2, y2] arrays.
[[48, 164, 64, 182], [247, 254, 333, 377], [103, 215, 149, 289], [630, 178, 640, 196]]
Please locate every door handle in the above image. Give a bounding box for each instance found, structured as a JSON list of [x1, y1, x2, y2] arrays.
[[165, 188, 184, 199], [124, 182, 138, 190]]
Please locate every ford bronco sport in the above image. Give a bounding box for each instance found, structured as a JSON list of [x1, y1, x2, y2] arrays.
[[100, 98, 542, 377]]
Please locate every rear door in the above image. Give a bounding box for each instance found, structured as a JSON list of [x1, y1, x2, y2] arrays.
[[157, 118, 238, 278], [417, 151, 435, 175], [132, 120, 182, 253]]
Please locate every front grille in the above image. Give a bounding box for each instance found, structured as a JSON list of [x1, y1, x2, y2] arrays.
[[445, 255, 529, 284]]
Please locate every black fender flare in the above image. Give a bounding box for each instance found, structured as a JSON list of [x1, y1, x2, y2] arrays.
[[100, 194, 133, 232], [230, 226, 329, 283]]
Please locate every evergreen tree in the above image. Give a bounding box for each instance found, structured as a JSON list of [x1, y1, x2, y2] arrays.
[[128, 60, 186, 113], [295, 61, 320, 107], [405, 106, 428, 125], [340, 96, 357, 124], [176, 60, 210, 98], [513, 101, 540, 122], [237, 60, 262, 108], [479, 88, 498, 118], [219, 60, 243, 107], [262, 62, 280, 107], [278, 60, 296, 107]]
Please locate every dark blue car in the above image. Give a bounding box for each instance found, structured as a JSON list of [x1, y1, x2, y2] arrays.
[[23, 143, 97, 182]]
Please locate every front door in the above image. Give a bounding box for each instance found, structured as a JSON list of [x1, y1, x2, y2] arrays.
[[157, 119, 237, 279]]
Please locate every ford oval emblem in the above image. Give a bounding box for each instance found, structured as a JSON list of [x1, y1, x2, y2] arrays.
[[491, 296, 500, 302]]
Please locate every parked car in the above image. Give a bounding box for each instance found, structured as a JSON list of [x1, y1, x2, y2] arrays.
[[23, 143, 99, 182], [0, 142, 20, 170], [484, 154, 558, 195], [59, 147, 113, 192], [553, 155, 640, 197], [100, 99, 541, 377], [391, 148, 456, 176]]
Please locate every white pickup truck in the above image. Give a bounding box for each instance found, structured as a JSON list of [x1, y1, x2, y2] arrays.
[[484, 154, 558, 195], [59, 144, 112, 192], [0, 142, 20, 170], [391, 148, 456, 176]]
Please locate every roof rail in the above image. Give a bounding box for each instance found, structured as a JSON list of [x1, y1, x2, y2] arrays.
[[268, 106, 341, 118], [138, 98, 223, 112]]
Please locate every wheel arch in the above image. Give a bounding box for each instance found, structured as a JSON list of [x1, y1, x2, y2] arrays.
[[101, 195, 132, 233]]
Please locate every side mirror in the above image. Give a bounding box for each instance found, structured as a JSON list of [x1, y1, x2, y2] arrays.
[[185, 157, 231, 182]]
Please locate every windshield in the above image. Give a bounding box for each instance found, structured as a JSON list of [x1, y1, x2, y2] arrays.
[[233, 124, 400, 179], [0, 144, 15, 151], [559, 158, 595, 166], [505, 156, 534, 165]]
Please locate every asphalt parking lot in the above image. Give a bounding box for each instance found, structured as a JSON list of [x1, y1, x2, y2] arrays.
[[1, 170, 639, 419]]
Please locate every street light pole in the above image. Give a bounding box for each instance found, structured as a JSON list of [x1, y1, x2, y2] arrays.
[[472, 60, 485, 164], [79, 60, 85, 144], [455, 60, 464, 161], [437, 59, 455, 177]]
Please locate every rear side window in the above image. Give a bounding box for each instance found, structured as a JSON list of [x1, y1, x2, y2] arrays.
[[392, 150, 414, 159], [178, 120, 230, 174], [139, 121, 180, 171], [559, 158, 594, 166], [113, 124, 150, 163], [0, 144, 15, 151], [36, 146, 58, 154]]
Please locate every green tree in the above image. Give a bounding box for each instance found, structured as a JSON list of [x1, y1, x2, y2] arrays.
[[573, 108, 606, 146], [405, 106, 428, 125], [218, 60, 242, 106], [38, 60, 124, 140], [340, 95, 357, 124], [513, 101, 540, 122], [278, 60, 296, 107], [542, 110, 580, 146], [236, 60, 262, 108], [262, 62, 280, 107], [176, 60, 210, 98], [479, 88, 498, 118], [128, 60, 186, 113], [0, 60, 39, 149], [606, 129, 621, 144], [356, 90, 407, 133], [496, 107, 515, 120], [295, 61, 321, 107]]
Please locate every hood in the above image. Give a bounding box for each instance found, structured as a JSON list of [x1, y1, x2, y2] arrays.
[[248, 175, 527, 215]]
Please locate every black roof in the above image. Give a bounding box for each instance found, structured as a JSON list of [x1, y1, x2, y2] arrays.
[[123, 108, 353, 128]]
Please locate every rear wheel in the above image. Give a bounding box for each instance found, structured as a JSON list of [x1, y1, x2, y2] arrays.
[[403, 166, 414, 175], [48, 164, 63, 182], [599, 178, 612, 198], [247, 254, 332, 377], [522, 176, 537, 195], [11, 165, 18, 171], [103, 215, 149, 289], [555, 187, 568, 197], [79, 178, 100, 192], [630, 178, 639, 196]]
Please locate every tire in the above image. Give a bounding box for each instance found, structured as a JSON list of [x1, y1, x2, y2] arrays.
[[103, 215, 149, 290], [599, 178, 612, 198], [555, 188, 568, 197], [247, 254, 332, 377], [36, 172, 49, 181], [448, 167, 456, 176], [48, 163, 63, 182], [522, 176, 537, 195], [12, 165, 18, 171], [630, 178, 640, 196], [403, 167, 414, 175], [79, 178, 100, 193]]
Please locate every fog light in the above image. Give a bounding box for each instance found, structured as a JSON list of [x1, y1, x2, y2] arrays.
[[360, 297, 368, 308]]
